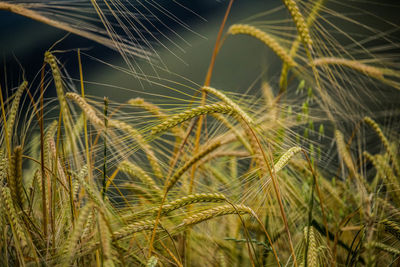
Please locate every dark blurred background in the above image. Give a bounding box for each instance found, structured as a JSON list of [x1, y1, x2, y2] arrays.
[[0, 0, 399, 102]]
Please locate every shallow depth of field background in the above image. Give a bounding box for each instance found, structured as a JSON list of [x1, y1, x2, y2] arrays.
[[1, 0, 399, 102]]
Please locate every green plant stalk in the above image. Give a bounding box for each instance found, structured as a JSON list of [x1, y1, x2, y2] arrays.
[[102, 97, 109, 199]]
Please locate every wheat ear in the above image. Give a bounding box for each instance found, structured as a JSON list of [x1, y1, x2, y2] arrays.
[[180, 204, 253, 226], [203, 86, 254, 125], [44, 52, 75, 143], [381, 219, 400, 241], [128, 97, 165, 118], [119, 160, 161, 192], [9, 146, 25, 208], [364, 116, 399, 176], [6, 81, 27, 141], [146, 256, 158, 267], [313, 57, 384, 79], [64, 202, 94, 265], [66, 92, 104, 127], [279, 0, 324, 90], [151, 103, 234, 135], [282, 0, 313, 47], [1, 186, 28, 251], [44, 52, 66, 114], [167, 141, 221, 191], [0, 152, 7, 184], [97, 211, 115, 267], [274, 147, 302, 173], [370, 241, 400, 255], [113, 220, 156, 240], [335, 130, 357, 178], [43, 120, 58, 166], [304, 226, 318, 267], [161, 193, 226, 214], [365, 153, 400, 201], [227, 24, 297, 67]]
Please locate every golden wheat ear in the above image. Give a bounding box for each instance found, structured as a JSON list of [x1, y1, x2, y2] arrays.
[[227, 24, 297, 68]]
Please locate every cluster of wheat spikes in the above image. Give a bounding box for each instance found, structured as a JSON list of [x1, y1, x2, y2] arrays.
[[1, 0, 400, 266]]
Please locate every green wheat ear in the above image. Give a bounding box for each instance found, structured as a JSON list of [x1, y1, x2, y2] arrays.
[[150, 103, 235, 135]]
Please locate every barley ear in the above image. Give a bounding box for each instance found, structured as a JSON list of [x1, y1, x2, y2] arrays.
[[9, 146, 25, 208], [364, 116, 399, 176], [282, 0, 313, 47], [313, 58, 384, 80], [203, 86, 254, 125], [113, 220, 156, 240], [1, 186, 28, 253], [227, 24, 297, 67], [146, 256, 158, 267], [181, 204, 253, 226], [381, 219, 400, 241], [6, 81, 27, 142], [304, 226, 318, 267], [335, 130, 358, 179], [274, 147, 302, 173], [161, 193, 226, 214], [97, 211, 115, 267], [64, 202, 94, 265], [66, 92, 104, 127], [370, 241, 400, 255], [151, 103, 234, 135]]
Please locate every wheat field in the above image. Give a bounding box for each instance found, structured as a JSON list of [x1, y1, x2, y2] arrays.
[[0, 0, 399, 266]]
